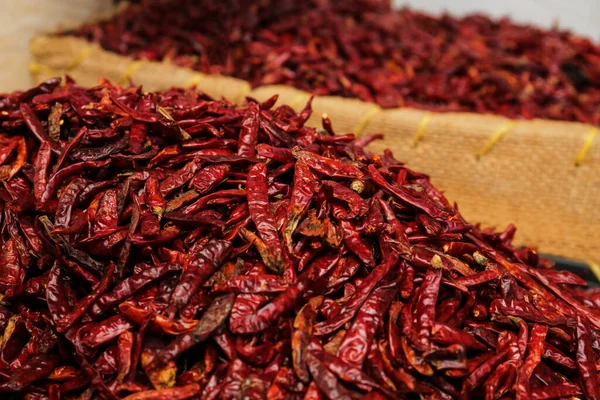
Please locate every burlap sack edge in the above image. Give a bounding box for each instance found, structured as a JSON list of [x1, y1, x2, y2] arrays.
[[29, 36, 599, 157], [29, 34, 600, 268]]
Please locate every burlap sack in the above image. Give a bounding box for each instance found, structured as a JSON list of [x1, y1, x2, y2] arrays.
[[30, 35, 600, 267], [29, 36, 251, 103]]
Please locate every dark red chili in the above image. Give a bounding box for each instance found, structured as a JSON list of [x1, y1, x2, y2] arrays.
[[0, 78, 598, 399]]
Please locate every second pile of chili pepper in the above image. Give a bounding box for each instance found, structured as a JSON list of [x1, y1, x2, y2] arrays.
[[71, 0, 600, 124]]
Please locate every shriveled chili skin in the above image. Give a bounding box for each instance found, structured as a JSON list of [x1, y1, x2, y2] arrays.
[[0, 78, 599, 399], [247, 162, 284, 271]]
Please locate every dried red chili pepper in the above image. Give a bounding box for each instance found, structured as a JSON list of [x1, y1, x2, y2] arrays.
[[247, 162, 284, 271], [575, 316, 600, 400], [71, 1, 600, 124], [513, 323, 546, 398], [1, 78, 599, 399]]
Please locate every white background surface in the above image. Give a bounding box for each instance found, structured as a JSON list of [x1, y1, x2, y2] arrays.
[[0, 0, 598, 92], [394, 0, 600, 40]]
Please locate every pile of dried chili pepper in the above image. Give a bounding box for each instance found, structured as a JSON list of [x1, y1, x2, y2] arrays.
[[69, 0, 600, 124], [1, 77, 600, 400]]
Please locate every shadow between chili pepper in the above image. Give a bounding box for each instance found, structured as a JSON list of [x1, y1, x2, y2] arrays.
[[546, 255, 600, 287]]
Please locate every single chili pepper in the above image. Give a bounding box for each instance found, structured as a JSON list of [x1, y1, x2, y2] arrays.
[[293, 148, 363, 179], [535, 268, 588, 286], [0, 353, 59, 392], [337, 283, 396, 368], [454, 267, 500, 287], [0, 134, 18, 160], [283, 158, 317, 253], [230, 279, 308, 334], [45, 263, 70, 323], [575, 316, 600, 400], [19, 103, 55, 148], [237, 102, 260, 157], [153, 294, 234, 368], [190, 163, 230, 195], [514, 317, 529, 358], [414, 268, 442, 351], [401, 336, 434, 376], [247, 162, 284, 270], [120, 383, 200, 400], [482, 360, 517, 400], [530, 383, 582, 400], [54, 178, 87, 229], [341, 220, 375, 268], [159, 159, 200, 196], [490, 298, 568, 326], [32, 141, 52, 206], [410, 246, 474, 277], [314, 254, 398, 336], [78, 315, 134, 348], [542, 342, 576, 369], [56, 262, 115, 332], [112, 330, 134, 389], [211, 275, 288, 294], [323, 180, 369, 218], [96, 263, 181, 313], [93, 188, 120, 234], [0, 239, 22, 294], [304, 343, 356, 400], [368, 165, 449, 220], [168, 239, 232, 316], [311, 347, 388, 395], [293, 297, 322, 383], [257, 144, 294, 164], [0, 137, 26, 181], [41, 159, 111, 204], [514, 324, 547, 400], [71, 132, 129, 161], [181, 188, 246, 214], [431, 323, 487, 351], [460, 348, 508, 395], [129, 224, 181, 245]]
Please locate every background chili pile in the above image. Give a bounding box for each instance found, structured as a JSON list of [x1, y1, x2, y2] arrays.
[[1, 78, 600, 399], [69, 0, 600, 124]]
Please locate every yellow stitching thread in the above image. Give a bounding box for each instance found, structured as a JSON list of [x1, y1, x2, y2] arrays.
[[289, 93, 310, 109], [67, 46, 94, 70], [185, 75, 204, 88], [353, 105, 381, 136], [28, 63, 54, 75], [412, 113, 433, 146], [476, 121, 516, 157], [119, 61, 145, 85], [575, 127, 598, 166], [588, 261, 600, 283]]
